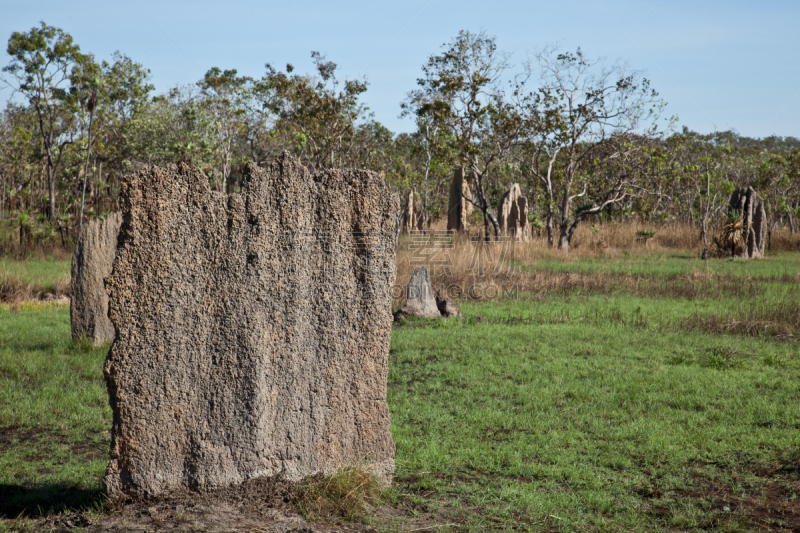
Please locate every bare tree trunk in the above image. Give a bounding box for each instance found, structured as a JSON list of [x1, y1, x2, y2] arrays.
[[80, 118, 95, 234], [700, 173, 711, 259], [471, 167, 501, 241], [700, 218, 709, 260], [558, 225, 570, 252], [48, 164, 56, 222], [558, 186, 572, 252], [97, 161, 103, 214], [546, 211, 553, 247], [559, 216, 583, 252], [394, 211, 402, 249]]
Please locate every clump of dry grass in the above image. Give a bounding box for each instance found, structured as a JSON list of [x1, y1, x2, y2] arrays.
[[0, 271, 70, 303], [295, 466, 384, 523], [0, 271, 30, 303], [769, 231, 800, 252], [683, 300, 800, 340], [393, 220, 773, 308], [0, 234, 73, 261]]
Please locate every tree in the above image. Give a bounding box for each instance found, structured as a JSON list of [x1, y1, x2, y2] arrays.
[[257, 52, 369, 171], [2, 22, 85, 221], [395, 102, 458, 231], [197, 67, 252, 192], [99, 52, 154, 183], [69, 53, 102, 231], [403, 30, 512, 241], [515, 46, 665, 251], [0, 103, 39, 220]]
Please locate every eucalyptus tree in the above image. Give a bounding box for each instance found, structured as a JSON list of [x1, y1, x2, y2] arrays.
[[514, 46, 665, 251], [784, 150, 800, 234], [0, 103, 39, 217], [99, 53, 153, 186], [2, 22, 86, 221], [257, 52, 369, 171], [754, 151, 797, 248], [403, 30, 514, 241], [508, 80, 559, 244], [124, 89, 194, 168], [69, 53, 102, 230], [670, 131, 733, 257], [396, 100, 459, 230], [67, 53, 154, 218], [197, 67, 252, 192]]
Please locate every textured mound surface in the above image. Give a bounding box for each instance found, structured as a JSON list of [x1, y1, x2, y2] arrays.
[[447, 167, 472, 233], [104, 154, 398, 497], [497, 183, 530, 242], [398, 267, 441, 318], [402, 187, 424, 233], [729, 186, 766, 259], [70, 212, 121, 345]]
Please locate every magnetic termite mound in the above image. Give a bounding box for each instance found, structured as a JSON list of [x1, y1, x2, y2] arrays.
[[104, 153, 398, 497], [70, 212, 121, 346]]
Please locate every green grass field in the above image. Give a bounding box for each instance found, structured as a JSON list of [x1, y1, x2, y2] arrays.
[[531, 250, 800, 279], [1, 252, 799, 531], [0, 258, 70, 294]]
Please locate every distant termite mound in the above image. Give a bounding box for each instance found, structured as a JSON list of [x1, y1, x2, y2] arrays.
[[402, 187, 425, 233], [497, 183, 530, 242], [70, 212, 121, 346], [729, 186, 766, 258], [447, 167, 473, 233]]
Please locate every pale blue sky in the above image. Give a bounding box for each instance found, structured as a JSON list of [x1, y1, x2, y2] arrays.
[[2, 0, 799, 138]]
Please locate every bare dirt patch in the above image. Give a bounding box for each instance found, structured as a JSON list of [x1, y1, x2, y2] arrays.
[[646, 459, 800, 532], [2, 469, 455, 532]]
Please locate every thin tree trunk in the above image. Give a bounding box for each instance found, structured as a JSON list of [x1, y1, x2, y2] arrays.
[[558, 219, 580, 253], [79, 109, 94, 234], [701, 173, 711, 259], [558, 189, 571, 252], [48, 164, 56, 223], [471, 168, 501, 241], [97, 161, 103, 214]]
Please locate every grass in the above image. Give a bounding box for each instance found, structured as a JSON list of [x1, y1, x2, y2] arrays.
[[530, 250, 800, 280], [0, 258, 70, 302], [0, 258, 70, 289], [0, 303, 109, 520], [296, 466, 384, 523], [388, 299, 799, 531], [1, 229, 799, 531]]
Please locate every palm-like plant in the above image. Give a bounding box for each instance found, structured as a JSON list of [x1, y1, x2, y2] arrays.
[[17, 210, 31, 248], [720, 209, 745, 258]]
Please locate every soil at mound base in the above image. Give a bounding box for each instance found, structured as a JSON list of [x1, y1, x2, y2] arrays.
[[24, 477, 316, 532], [23, 476, 450, 532]]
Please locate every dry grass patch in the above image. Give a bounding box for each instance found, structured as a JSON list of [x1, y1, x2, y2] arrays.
[[684, 300, 800, 341], [0, 271, 69, 303], [395, 238, 764, 307], [295, 466, 384, 523]]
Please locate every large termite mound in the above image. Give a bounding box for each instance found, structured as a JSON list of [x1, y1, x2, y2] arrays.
[[104, 153, 398, 497]]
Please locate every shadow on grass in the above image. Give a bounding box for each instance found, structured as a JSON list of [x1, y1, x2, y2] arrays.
[[0, 483, 105, 518]]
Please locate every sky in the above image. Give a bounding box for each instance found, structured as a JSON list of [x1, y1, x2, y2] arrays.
[[2, 0, 799, 139]]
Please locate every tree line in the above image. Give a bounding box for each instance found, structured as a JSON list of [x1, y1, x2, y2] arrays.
[[2, 23, 799, 253]]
